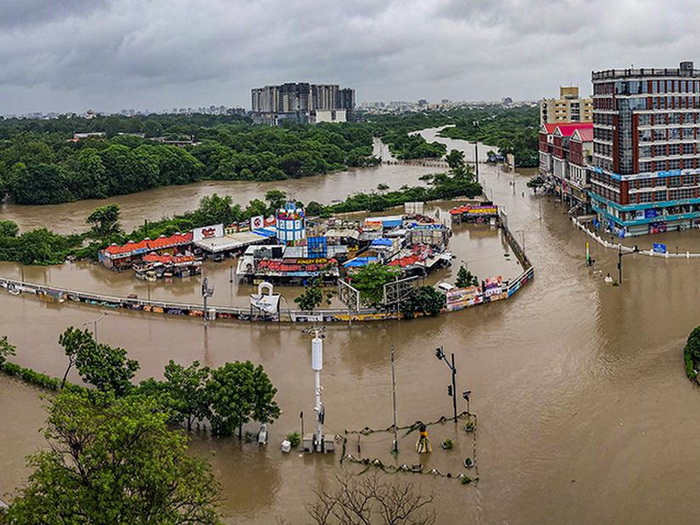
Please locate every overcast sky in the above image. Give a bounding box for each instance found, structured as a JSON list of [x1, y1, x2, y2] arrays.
[[1, 0, 698, 115]]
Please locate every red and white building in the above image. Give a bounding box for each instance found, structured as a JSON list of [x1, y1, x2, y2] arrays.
[[539, 122, 593, 208]]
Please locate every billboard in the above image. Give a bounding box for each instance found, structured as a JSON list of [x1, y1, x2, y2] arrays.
[[193, 224, 224, 241]]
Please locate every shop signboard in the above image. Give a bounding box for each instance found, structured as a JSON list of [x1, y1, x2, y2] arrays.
[[193, 224, 224, 241], [466, 206, 498, 215]]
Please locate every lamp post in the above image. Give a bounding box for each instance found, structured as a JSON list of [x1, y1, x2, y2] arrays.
[[83, 312, 108, 346], [617, 244, 639, 284], [472, 120, 480, 183], [435, 346, 458, 421]]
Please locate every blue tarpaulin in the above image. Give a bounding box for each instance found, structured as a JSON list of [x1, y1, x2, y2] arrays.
[[253, 228, 277, 238], [370, 238, 393, 247], [343, 257, 379, 268]]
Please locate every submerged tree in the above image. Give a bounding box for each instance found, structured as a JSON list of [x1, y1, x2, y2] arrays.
[[58, 326, 139, 395], [349, 263, 401, 308], [2, 391, 222, 525], [305, 470, 435, 525], [139, 360, 211, 431], [205, 361, 280, 438], [455, 265, 479, 288], [400, 286, 447, 318], [86, 203, 122, 239]]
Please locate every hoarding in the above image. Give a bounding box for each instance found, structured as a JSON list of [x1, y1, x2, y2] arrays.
[[193, 224, 224, 241]]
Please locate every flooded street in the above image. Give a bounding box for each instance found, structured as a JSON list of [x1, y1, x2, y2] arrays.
[[3, 130, 700, 524]]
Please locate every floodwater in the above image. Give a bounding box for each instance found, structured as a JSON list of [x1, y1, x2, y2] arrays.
[[3, 130, 700, 524], [0, 159, 435, 235]]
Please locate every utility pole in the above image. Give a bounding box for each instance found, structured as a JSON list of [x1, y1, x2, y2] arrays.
[[390, 345, 399, 453]]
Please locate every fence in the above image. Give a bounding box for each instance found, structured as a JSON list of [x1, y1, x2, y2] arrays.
[[571, 217, 700, 259]]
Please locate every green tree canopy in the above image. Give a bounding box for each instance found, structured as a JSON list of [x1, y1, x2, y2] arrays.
[[86, 203, 122, 239], [349, 263, 401, 307], [3, 391, 222, 525], [400, 286, 447, 318], [205, 361, 280, 438], [58, 326, 140, 396], [139, 360, 211, 431], [455, 265, 479, 288]]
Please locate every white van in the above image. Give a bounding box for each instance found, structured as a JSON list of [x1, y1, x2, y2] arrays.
[[436, 282, 456, 294]]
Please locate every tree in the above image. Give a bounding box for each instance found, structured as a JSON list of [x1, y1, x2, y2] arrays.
[[3, 391, 222, 525], [264, 189, 287, 213], [140, 360, 211, 431], [400, 286, 447, 319], [86, 203, 122, 239], [0, 335, 16, 367], [192, 193, 238, 226], [445, 149, 466, 171], [294, 277, 333, 313], [455, 265, 478, 288], [0, 220, 19, 237], [349, 263, 401, 307], [205, 361, 280, 438], [306, 470, 435, 525], [58, 326, 140, 396], [57, 326, 94, 389]]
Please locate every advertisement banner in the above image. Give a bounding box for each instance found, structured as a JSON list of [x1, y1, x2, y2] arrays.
[[193, 224, 224, 241], [251, 215, 264, 230], [653, 243, 667, 254]]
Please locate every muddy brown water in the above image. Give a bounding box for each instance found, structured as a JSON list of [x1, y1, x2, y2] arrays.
[[3, 130, 700, 523]]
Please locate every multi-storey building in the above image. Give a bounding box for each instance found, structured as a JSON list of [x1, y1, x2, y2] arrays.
[[589, 61, 700, 236], [540, 86, 593, 125], [539, 122, 593, 208], [251, 83, 355, 124]]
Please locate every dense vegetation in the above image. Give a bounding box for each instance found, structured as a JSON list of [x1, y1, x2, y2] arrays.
[[362, 105, 539, 167], [437, 106, 539, 167], [0, 114, 379, 205], [0, 154, 481, 265]]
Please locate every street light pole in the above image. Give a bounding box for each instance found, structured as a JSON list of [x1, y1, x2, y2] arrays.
[[617, 244, 640, 285], [83, 312, 108, 346], [435, 346, 458, 422], [390, 345, 399, 453]]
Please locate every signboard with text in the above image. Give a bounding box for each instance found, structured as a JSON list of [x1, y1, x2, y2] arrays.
[[193, 224, 224, 241]]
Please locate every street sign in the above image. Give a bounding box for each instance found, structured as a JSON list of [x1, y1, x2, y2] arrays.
[[653, 243, 667, 254]]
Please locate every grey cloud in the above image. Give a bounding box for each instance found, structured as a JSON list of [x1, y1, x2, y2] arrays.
[[1, 0, 700, 114]]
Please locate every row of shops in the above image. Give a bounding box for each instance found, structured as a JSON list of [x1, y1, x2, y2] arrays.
[[99, 201, 501, 286]]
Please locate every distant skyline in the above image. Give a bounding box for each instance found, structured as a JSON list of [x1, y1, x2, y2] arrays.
[[1, 0, 698, 115]]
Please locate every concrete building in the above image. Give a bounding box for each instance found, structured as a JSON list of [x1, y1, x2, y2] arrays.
[[589, 61, 700, 236], [251, 82, 355, 124], [539, 122, 593, 208], [540, 86, 593, 125]]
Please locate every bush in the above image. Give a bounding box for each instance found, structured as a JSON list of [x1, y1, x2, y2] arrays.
[[287, 432, 301, 448]]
